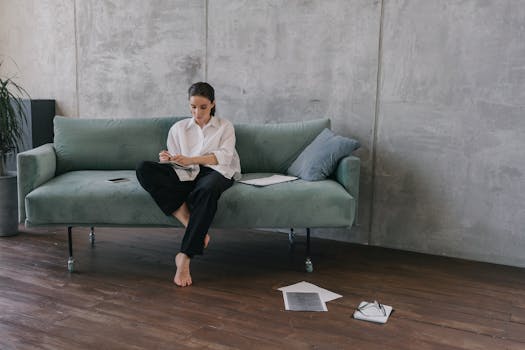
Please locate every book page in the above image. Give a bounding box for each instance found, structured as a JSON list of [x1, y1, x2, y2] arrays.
[[159, 160, 192, 170], [238, 174, 298, 187]]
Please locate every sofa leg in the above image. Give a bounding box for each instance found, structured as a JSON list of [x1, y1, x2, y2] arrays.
[[67, 226, 75, 272], [305, 228, 313, 272], [288, 228, 295, 246], [89, 226, 95, 246]]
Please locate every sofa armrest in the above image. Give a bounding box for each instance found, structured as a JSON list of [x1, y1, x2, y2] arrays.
[[17, 143, 57, 223], [335, 155, 360, 224]]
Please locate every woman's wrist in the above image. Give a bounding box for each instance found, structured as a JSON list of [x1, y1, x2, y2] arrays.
[[193, 154, 217, 166]]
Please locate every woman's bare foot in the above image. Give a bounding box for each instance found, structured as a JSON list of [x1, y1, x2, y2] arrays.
[[204, 234, 210, 248], [174, 253, 192, 287]]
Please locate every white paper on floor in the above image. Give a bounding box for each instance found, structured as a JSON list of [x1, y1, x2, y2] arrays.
[[278, 281, 342, 311]]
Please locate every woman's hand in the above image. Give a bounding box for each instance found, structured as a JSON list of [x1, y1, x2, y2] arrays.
[[171, 154, 194, 166], [159, 150, 172, 162], [160, 151, 216, 166]]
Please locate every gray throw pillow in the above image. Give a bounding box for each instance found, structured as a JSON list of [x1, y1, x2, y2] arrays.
[[287, 128, 360, 181]]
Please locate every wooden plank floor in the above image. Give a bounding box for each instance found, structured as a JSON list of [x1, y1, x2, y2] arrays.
[[1, 226, 525, 350]]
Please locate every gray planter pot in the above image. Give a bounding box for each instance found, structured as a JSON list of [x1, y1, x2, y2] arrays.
[[0, 171, 19, 236]]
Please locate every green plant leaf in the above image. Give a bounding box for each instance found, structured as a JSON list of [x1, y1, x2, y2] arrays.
[[0, 61, 31, 176]]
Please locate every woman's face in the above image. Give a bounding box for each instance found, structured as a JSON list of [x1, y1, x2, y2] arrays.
[[189, 95, 214, 126]]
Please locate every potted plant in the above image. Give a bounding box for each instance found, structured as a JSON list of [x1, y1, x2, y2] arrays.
[[0, 61, 29, 236]]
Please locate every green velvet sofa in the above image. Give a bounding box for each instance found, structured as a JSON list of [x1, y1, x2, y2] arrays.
[[17, 116, 360, 272]]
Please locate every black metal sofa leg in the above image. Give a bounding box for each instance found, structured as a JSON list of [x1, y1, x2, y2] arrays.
[[89, 226, 95, 246], [289, 228, 296, 246], [305, 228, 313, 272], [67, 226, 75, 272], [290, 227, 314, 272]]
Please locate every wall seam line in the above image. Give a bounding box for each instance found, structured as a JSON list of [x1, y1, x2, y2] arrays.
[[73, 0, 80, 117], [368, 0, 385, 245], [204, 0, 208, 81]]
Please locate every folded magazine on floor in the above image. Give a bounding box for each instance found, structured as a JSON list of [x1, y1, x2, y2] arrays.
[[278, 281, 342, 302], [283, 292, 327, 312], [278, 281, 342, 312]]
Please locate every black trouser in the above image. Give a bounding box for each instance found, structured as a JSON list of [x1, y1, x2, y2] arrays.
[[136, 161, 234, 258]]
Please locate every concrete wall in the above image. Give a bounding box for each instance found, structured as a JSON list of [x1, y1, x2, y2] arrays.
[[76, 0, 206, 117], [207, 0, 380, 244], [1, 0, 524, 267], [0, 0, 76, 116], [374, 0, 525, 266]]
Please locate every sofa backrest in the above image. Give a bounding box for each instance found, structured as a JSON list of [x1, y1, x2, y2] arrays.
[[235, 118, 330, 173], [53, 116, 330, 174], [54, 116, 183, 174]]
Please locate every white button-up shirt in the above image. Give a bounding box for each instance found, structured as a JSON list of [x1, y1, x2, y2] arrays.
[[166, 116, 241, 181]]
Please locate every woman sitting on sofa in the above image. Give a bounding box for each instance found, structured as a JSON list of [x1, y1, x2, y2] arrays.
[[136, 82, 241, 287]]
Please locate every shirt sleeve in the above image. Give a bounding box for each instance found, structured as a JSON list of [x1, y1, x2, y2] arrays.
[[212, 121, 236, 166], [166, 124, 181, 156]]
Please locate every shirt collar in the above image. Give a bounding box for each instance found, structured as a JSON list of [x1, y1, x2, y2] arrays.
[[186, 116, 219, 130]]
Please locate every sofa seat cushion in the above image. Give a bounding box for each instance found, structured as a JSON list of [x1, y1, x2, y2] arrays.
[[217, 173, 355, 228], [25, 170, 171, 227], [25, 171, 355, 228]]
